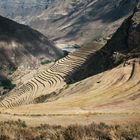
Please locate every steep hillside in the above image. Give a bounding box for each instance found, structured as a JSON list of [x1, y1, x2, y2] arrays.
[[28, 0, 137, 48], [0, 3, 139, 108], [0, 0, 54, 24], [0, 15, 63, 72], [0, 0, 137, 49], [0, 2, 139, 127], [0, 15, 63, 94]]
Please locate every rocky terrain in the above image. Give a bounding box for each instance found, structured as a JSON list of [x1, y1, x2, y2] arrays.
[[0, 0, 138, 49], [29, 0, 138, 48], [0, 0, 54, 24], [0, 15, 63, 94], [0, 1, 139, 140]]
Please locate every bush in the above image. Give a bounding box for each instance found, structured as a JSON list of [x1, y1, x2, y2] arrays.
[[17, 119, 27, 128], [8, 66, 17, 75], [0, 121, 139, 140], [0, 79, 15, 90], [41, 60, 52, 65]]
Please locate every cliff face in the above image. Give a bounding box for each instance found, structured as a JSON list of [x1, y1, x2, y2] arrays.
[[28, 0, 138, 48]]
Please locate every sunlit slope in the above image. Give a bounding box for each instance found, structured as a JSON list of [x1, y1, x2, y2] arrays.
[[0, 43, 102, 108], [1, 58, 139, 115], [0, 3, 139, 118]]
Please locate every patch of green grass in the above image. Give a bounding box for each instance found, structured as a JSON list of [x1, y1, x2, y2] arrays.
[[0, 79, 15, 90], [41, 60, 52, 65]]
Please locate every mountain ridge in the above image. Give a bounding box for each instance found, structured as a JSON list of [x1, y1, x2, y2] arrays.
[[0, 0, 138, 49]]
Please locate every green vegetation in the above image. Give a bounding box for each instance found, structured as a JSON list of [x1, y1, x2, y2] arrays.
[[0, 65, 17, 75], [41, 60, 52, 65], [0, 79, 15, 90], [73, 44, 81, 49], [0, 65, 3, 71], [8, 66, 17, 75], [63, 50, 69, 56], [113, 52, 125, 65], [0, 120, 139, 140]]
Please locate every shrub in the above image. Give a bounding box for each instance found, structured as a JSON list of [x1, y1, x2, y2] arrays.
[[41, 60, 52, 65], [17, 119, 27, 128], [0, 79, 15, 90], [0, 121, 139, 140], [8, 66, 17, 75]]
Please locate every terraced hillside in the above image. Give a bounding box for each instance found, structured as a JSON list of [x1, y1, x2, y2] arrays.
[[0, 15, 63, 96], [0, 2, 139, 127], [0, 43, 102, 108], [2, 58, 139, 114], [0, 58, 139, 126]]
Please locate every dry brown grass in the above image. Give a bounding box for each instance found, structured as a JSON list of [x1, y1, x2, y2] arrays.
[[0, 120, 140, 140]]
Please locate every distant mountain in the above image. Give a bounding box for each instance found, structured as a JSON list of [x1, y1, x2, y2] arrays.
[[0, 0, 54, 24], [0, 0, 138, 49]]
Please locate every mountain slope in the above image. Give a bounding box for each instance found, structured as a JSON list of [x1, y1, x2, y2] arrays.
[[0, 3, 139, 109], [0, 0, 137, 49], [5, 58, 139, 115], [0, 15, 63, 73], [0, 15, 63, 94], [28, 0, 137, 48], [0, 0, 54, 24]]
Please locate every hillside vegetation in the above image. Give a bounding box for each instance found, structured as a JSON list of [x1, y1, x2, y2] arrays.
[[0, 15, 63, 96], [0, 120, 140, 140]]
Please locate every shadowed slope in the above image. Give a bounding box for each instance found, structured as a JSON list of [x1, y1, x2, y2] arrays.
[[0, 15, 63, 73]]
